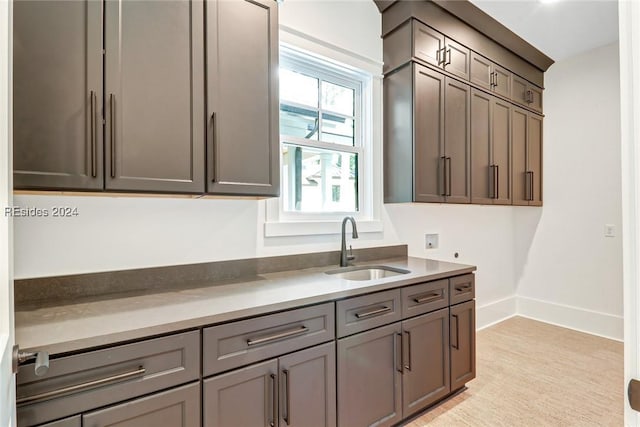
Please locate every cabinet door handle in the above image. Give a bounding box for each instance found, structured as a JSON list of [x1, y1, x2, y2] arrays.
[[526, 89, 533, 104], [16, 366, 145, 406], [403, 330, 412, 371], [440, 156, 447, 196], [109, 94, 116, 178], [494, 72, 499, 88], [495, 164, 499, 199], [455, 284, 472, 293], [282, 369, 291, 425], [452, 314, 459, 350], [395, 332, 403, 373], [446, 157, 452, 196], [211, 112, 217, 182], [413, 292, 441, 304], [269, 373, 277, 427], [247, 326, 309, 347], [530, 171, 535, 201], [445, 48, 452, 66], [90, 91, 97, 178], [437, 47, 446, 65], [489, 165, 495, 199], [354, 305, 391, 319]]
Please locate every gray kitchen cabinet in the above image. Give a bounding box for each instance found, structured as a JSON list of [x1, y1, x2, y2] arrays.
[[206, 0, 279, 196], [470, 52, 511, 98], [443, 38, 471, 81], [204, 359, 278, 427], [450, 300, 476, 392], [337, 322, 403, 427], [83, 382, 200, 427], [512, 74, 543, 113], [104, 0, 205, 193], [471, 89, 511, 205], [401, 308, 450, 418], [13, 0, 103, 190], [512, 106, 543, 206], [386, 63, 469, 203], [204, 342, 336, 427]]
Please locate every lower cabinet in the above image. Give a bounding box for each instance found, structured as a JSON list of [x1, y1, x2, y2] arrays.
[[337, 308, 451, 427], [82, 382, 200, 427], [450, 300, 476, 391], [204, 342, 336, 427]]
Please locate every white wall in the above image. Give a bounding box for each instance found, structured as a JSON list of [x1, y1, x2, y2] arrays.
[[515, 43, 623, 339]]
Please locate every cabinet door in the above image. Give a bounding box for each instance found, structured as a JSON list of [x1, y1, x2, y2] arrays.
[[13, 0, 103, 190], [528, 85, 544, 113], [528, 114, 543, 206], [470, 89, 492, 204], [493, 64, 512, 99], [511, 74, 528, 107], [413, 21, 445, 68], [450, 301, 476, 392], [444, 77, 471, 203], [83, 383, 200, 427], [469, 52, 492, 91], [104, 0, 205, 193], [492, 98, 511, 205], [511, 106, 528, 206], [443, 38, 470, 80], [337, 323, 402, 427], [414, 64, 445, 203], [204, 359, 278, 427], [401, 308, 450, 418], [206, 0, 279, 196], [279, 342, 336, 427]]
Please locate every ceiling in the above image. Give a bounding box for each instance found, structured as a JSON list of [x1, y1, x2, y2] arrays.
[[468, 0, 619, 62]]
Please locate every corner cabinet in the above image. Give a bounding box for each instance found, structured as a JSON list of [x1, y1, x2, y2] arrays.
[[205, 0, 280, 196], [13, 0, 279, 197]]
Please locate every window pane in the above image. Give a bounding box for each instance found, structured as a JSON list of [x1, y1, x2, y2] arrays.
[[321, 113, 354, 146], [282, 144, 358, 212], [280, 68, 318, 108], [280, 104, 319, 140], [321, 81, 354, 116]]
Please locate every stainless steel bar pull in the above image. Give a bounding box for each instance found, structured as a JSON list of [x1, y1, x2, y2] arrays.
[[269, 373, 277, 427], [404, 330, 412, 371], [354, 305, 391, 319], [247, 326, 309, 346], [283, 369, 291, 425], [90, 90, 97, 177], [17, 366, 146, 406], [414, 292, 441, 304], [452, 314, 460, 350], [109, 94, 116, 178]]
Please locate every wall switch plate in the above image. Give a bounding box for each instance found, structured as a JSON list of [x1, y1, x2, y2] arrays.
[[425, 233, 439, 249], [605, 224, 616, 237]]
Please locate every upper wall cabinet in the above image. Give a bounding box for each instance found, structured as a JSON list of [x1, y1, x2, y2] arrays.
[[104, 0, 205, 193], [13, 0, 279, 197], [512, 74, 543, 114], [13, 0, 104, 190], [206, 0, 279, 196], [469, 52, 511, 99]]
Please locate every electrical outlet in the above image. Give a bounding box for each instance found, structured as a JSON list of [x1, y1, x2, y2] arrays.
[[425, 233, 439, 249], [605, 224, 616, 237]]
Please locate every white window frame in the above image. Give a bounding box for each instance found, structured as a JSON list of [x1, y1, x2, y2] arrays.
[[264, 27, 384, 237]]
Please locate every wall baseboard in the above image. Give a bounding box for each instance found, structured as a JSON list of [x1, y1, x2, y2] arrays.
[[476, 296, 517, 330], [517, 296, 623, 342]]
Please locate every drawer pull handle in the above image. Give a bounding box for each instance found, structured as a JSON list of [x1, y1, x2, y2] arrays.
[[414, 292, 442, 304], [354, 306, 391, 319], [247, 326, 309, 347], [16, 366, 146, 406], [455, 285, 472, 293]]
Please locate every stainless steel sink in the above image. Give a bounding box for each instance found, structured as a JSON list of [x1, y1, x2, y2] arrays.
[[325, 265, 410, 281]]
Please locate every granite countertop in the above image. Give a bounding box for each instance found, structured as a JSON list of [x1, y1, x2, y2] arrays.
[[15, 257, 475, 356]]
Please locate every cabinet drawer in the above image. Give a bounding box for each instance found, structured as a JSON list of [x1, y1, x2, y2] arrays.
[[401, 279, 449, 318], [450, 274, 475, 305], [83, 382, 200, 427], [203, 302, 335, 376], [17, 331, 200, 427], [336, 289, 401, 338]]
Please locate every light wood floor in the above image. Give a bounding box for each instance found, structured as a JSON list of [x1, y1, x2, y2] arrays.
[[405, 316, 623, 427]]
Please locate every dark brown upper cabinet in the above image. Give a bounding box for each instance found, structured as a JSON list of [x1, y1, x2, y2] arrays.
[[384, 63, 470, 204], [470, 89, 511, 205], [13, 0, 104, 191], [512, 74, 543, 113], [206, 0, 280, 197], [512, 107, 543, 206], [469, 52, 511, 99], [104, 0, 205, 193]]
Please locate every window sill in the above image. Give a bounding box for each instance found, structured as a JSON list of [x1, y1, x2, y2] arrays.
[[264, 219, 383, 237]]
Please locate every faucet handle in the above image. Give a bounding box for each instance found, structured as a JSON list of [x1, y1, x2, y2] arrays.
[[347, 245, 356, 262]]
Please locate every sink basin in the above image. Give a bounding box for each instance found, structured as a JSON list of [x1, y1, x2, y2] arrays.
[[325, 265, 410, 281]]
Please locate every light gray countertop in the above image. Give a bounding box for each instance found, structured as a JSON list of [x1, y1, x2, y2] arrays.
[[15, 257, 475, 355]]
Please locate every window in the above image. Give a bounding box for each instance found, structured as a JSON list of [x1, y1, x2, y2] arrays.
[[279, 46, 366, 215]]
